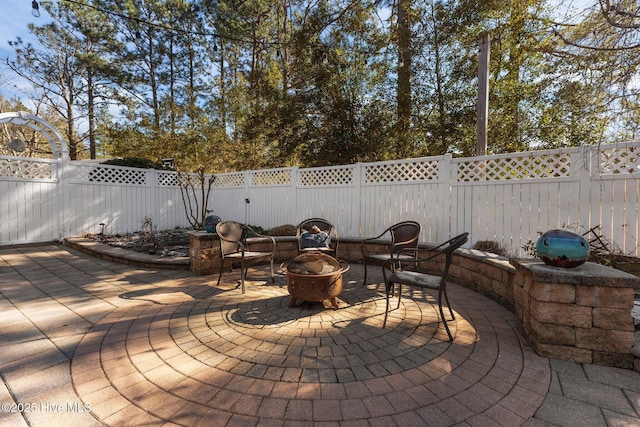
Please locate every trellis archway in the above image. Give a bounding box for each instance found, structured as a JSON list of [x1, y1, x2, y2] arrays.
[[0, 111, 69, 161]]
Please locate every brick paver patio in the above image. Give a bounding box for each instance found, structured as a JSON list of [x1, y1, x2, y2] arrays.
[[1, 243, 639, 426]]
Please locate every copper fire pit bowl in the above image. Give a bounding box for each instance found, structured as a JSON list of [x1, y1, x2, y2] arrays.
[[281, 252, 350, 308]]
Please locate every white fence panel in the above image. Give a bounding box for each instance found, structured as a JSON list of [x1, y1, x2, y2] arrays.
[[1, 142, 639, 257], [155, 170, 187, 231], [595, 177, 640, 255], [594, 142, 640, 255], [63, 163, 196, 237], [247, 168, 296, 228], [360, 157, 445, 242], [0, 157, 60, 244], [212, 188, 248, 223], [295, 164, 358, 236], [297, 186, 357, 236], [359, 181, 443, 242], [209, 171, 247, 223]]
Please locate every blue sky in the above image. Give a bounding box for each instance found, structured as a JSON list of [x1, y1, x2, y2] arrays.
[[0, 0, 49, 58], [0, 0, 52, 102]]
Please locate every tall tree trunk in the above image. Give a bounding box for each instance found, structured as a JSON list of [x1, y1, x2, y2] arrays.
[[67, 88, 76, 160], [219, 47, 227, 131], [87, 66, 96, 159], [169, 33, 176, 134], [396, 0, 412, 158], [431, 5, 446, 156], [146, 28, 160, 130], [188, 38, 196, 130]]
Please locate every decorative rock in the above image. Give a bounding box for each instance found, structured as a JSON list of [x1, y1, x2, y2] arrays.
[[536, 229, 590, 268]]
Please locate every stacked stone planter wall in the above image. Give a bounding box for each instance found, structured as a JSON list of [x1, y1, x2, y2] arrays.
[[511, 259, 638, 370], [188, 232, 298, 275]]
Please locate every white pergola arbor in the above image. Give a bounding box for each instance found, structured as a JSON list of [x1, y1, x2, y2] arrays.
[[0, 111, 69, 161]]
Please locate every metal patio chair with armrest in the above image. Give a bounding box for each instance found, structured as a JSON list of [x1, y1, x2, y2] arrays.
[[296, 218, 339, 258], [382, 232, 469, 343], [215, 221, 276, 294], [360, 221, 421, 286]]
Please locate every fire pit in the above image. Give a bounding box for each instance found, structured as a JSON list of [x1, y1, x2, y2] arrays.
[[281, 252, 349, 308]]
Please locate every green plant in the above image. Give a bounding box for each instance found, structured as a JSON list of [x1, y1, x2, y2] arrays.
[[268, 224, 296, 236], [472, 240, 507, 256], [246, 225, 269, 237], [101, 157, 174, 170], [522, 240, 539, 258]]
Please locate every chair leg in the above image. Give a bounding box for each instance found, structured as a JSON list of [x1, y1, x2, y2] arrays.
[[269, 258, 275, 283], [363, 261, 368, 286], [396, 284, 402, 309], [383, 281, 393, 328], [437, 288, 453, 342], [216, 257, 224, 286], [443, 287, 455, 321], [240, 258, 246, 294]]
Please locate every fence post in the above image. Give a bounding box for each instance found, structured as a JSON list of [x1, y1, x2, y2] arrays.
[[291, 166, 298, 224], [438, 154, 453, 242], [353, 163, 362, 237], [57, 158, 66, 241], [575, 145, 596, 236], [244, 170, 251, 225], [149, 168, 158, 228]]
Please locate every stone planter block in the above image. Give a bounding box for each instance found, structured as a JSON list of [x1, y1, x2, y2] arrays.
[[510, 258, 640, 370]]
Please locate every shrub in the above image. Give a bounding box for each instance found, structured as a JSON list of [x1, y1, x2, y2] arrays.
[[473, 240, 507, 256], [101, 157, 174, 170], [268, 225, 296, 236]]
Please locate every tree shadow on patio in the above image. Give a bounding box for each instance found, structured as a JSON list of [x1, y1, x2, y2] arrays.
[[119, 284, 227, 305]]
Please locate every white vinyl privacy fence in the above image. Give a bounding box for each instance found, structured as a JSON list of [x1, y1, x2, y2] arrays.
[[1, 142, 639, 257]]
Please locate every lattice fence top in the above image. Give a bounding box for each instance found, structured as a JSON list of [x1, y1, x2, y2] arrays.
[[174, 172, 215, 188], [299, 166, 353, 186], [598, 144, 640, 175], [365, 160, 439, 183], [77, 166, 147, 185], [0, 158, 54, 180], [456, 152, 572, 182], [251, 169, 292, 186], [214, 172, 245, 188], [157, 171, 179, 187]]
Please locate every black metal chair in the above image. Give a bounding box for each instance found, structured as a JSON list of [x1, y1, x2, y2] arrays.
[[360, 221, 421, 286], [382, 232, 469, 342], [295, 218, 339, 258], [215, 221, 276, 293]]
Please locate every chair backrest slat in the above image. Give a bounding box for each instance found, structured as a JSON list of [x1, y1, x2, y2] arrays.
[[389, 221, 421, 254], [296, 218, 338, 255], [216, 221, 247, 255]]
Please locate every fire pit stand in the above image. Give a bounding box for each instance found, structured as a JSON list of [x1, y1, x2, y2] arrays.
[[281, 252, 349, 308]]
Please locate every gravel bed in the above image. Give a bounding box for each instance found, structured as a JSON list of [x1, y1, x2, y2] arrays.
[[91, 228, 191, 257]]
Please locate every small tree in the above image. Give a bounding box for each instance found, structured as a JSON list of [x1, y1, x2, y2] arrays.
[[177, 166, 216, 230]]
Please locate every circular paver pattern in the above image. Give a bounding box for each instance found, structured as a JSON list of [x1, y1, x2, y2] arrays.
[[71, 265, 550, 426]]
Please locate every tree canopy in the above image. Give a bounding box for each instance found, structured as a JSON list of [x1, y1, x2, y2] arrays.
[[2, 0, 638, 168]]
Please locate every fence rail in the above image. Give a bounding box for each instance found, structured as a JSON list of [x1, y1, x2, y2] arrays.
[[1, 142, 638, 257]]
